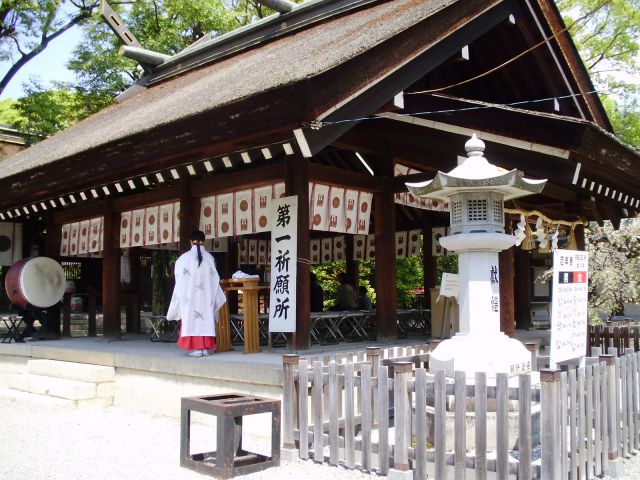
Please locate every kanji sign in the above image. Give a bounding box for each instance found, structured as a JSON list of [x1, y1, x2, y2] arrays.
[[551, 249, 589, 365], [269, 196, 297, 332]]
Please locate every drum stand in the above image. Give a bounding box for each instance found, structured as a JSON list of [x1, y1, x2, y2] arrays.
[[1, 315, 25, 343]]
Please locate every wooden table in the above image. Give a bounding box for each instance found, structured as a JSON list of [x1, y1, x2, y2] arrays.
[[217, 279, 268, 354]]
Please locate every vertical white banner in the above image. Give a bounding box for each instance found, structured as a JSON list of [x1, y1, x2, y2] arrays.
[[310, 183, 330, 231], [159, 203, 174, 245], [254, 185, 273, 233], [258, 239, 268, 265], [344, 189, 359, 234], [145, 206, 159, 246], [235, 190, 254, 236], [333, 235, 346, 261], [328, 187, 346, 233], [353, 234, 366, 261], [78, 220, 90, 255], [321, 237, 333, 264], [216, 193, 234, 238], [269, 195, 297, 332], [395, 231, 407, 258], [310, 239, 321, 264], [199, 196, 216, 239], [366, 234, 376, 260], [407, 229, 421, 257], [130, 209, 145, 247], [173, 202, 181, 243], [120, 212, 132, 248], [247, 238, 258, 264], [69, 222, 80, 256], [551, 249, 589, 365], [89, 217, 102, 253], [60, 223, 71, 257], [356, 192, 373, 234]]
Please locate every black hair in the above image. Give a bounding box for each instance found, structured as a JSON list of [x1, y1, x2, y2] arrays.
[[191, 230, 205, 267]]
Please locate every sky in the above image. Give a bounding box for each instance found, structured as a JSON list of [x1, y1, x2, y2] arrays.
[[0, 26, 82, 100]]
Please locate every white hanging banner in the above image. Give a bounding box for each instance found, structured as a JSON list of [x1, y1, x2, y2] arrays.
[[209, 237, 228, 252], [254, 185, 273, 233], [328, 186, 346, 233], [550, 249, 589, 365], [247, 238, 258, 264], [78, 220, 90, 255], [60, 223, 71, 256], [321, 237, 333, 264], [199, 196, 216, 239], [159, 203, 174, 245], [0, 222, 22, 266], [130, 209, 145, 247], [235, 190, 254, 236], [145, 206, 159, 246], [120, 212, 132, 248], [395, 231, 407, 259], [353, 234, 366, 261], [310, 239, 321, 264], [89, 217, 102, 253], [273, 182, 286, 200], [366, 234, 376, 260], [216, 193, 234, 238], [310, 183, 330, 231], [407, 229, 421, 257], [238, 239, 248, 264], [257, 239, 268, 265], [333, 235, 346, 261], [269, 195, 297, 332], [344, 189, 360, 234], [356, 192, 373, 234], [173, 202, 181, 243], [69, 222, 80, 256], [432, 227, 446, 256]]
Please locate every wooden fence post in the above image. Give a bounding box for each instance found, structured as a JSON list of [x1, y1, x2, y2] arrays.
[[367, 346, 381, 426], [282, 354, 299, 451], [391, 361, 413, 478], [525, 342, 539, 371], [541, 369, 561, 480], [601, 354, 624, 478]]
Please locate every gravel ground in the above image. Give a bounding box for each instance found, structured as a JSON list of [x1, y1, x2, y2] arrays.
[[2, 394, 640, 479]]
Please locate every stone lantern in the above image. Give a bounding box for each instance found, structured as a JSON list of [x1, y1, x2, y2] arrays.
[[406, 134, 546, 377]]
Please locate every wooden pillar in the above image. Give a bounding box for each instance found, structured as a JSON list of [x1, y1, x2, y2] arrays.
[[179, 180, 193, 254], [44, 213, 61, 258], [375, 189, 397, 341], [499, 221, 515, 337], [102, 198, 121, 339], [514, 248, 531, 330], [126, 247, 141, 333], [285, 155, 310, 350], [574, 224, 586, 251], [421, 213, 437, 310]]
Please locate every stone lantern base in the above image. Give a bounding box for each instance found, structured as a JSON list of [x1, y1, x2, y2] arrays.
[[429, 332, 531, 378]]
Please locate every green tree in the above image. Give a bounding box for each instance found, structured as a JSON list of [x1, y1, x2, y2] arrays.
[[0, 98, 23, 125], [558, 0, 640, 149], [10, 78, 79, 139], [0, 0, 104, 95], [587, 220, 640, 321]]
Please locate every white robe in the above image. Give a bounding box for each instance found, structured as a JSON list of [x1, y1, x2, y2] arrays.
[[166, 245, 226, 337]]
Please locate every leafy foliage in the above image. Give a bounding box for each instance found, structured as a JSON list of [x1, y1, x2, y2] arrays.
[[558, 0, 640, 148], [587, 220, 640, 321]]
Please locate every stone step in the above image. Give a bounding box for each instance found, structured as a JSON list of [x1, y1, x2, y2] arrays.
[[27, 359, 115, 383], [7, 372, 114, 401], [0, 386, 112, 410]]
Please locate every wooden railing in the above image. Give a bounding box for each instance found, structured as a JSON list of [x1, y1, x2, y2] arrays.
[[588, 324, 640, 354], [283, 344, 640, 479]]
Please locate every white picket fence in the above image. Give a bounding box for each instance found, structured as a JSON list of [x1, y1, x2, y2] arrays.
[[282, 344, 640, 479]]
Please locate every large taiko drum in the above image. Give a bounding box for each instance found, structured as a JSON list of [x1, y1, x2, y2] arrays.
[[5, 257, 66, 309]]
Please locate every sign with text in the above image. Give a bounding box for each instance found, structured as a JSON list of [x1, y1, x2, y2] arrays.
[[269, 196, 298, 332], [550, 249, 589, 365], [439, 273, 459, 299]]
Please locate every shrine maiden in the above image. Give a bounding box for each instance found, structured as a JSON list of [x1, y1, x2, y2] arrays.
[[167, 230, 226, 357]]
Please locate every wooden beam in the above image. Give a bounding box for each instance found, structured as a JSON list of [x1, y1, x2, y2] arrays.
[[514, 248, 531, 330], [192, 162, 285, 197], [308, 163, 385, 192], [301, 0, 513, 155]]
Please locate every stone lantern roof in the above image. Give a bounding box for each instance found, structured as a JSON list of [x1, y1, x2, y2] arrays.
[[405, 134, 547, 203]]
